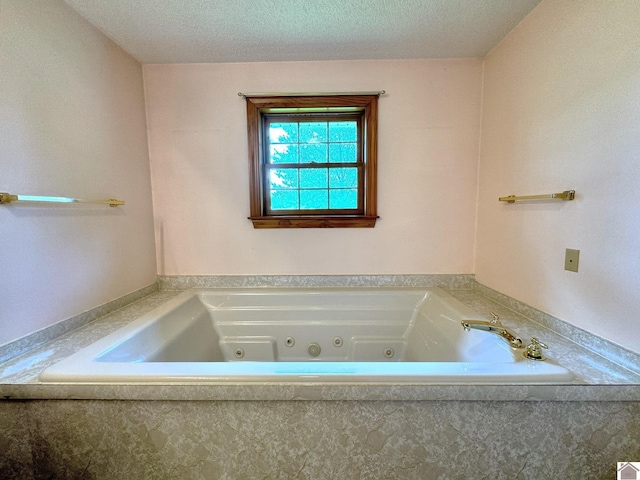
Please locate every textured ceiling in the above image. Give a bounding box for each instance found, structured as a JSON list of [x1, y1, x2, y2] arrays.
[[63, 0, 542, 64]]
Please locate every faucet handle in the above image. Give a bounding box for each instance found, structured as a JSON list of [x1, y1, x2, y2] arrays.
[[524, 337, 548, 360], [489, 312, 500, 324]]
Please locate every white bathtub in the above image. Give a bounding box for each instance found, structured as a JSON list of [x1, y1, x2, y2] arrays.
[[39, 287, 573, 384]]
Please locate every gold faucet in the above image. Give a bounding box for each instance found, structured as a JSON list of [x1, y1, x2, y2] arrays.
[[461, 320, 524, 349]]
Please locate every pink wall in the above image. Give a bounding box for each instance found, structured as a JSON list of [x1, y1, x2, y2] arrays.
[[0, 1, 157, 346], [144, 59, 483, 275], [8, 0, 634, 357], [476, 0, 640, 353]]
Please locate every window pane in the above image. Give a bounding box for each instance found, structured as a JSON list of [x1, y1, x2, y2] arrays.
[[329, 167, 358, 188], [270, 144, 299, 164], [300, 189, 328, 209], [269, 168, 299, 189], [330, 189, 358, 209], [269, 123, 298, 143], [299, 122, 327, 143], [329, 143, 357, 163], [271, 190, 299, 210], [299, 168, 328, 188], [300, 144, 327, 163], [329, 121, 357, 142]]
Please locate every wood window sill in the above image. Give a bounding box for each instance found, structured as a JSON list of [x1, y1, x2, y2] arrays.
[[249, 216, 378, 228]]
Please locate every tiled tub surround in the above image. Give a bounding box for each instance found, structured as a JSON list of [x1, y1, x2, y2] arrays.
[[3, 399, 639, 479], [0, 284, 159, 365], [2, 275, 640, 478]]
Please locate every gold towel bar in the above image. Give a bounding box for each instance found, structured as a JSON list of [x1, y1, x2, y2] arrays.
[[499, 190, 575, 203], [0, 193, 124, 207]]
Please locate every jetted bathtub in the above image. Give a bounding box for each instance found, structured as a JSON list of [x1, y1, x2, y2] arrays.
[[39, 287, 573, 384]]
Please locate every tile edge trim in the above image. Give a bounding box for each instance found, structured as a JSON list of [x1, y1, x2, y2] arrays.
[[157, 274, 476, 290]]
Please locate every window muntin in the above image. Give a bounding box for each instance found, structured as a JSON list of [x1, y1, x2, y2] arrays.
[[245, 94, 378, 228]]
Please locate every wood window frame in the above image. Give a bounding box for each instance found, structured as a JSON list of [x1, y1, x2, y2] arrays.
[[245, 95, 379, 228]]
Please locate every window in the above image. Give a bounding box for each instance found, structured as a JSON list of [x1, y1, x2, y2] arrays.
[[245, 94, 379, 228]]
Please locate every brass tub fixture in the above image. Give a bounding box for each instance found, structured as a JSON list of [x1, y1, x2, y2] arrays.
[[461, 319, 524, 349]]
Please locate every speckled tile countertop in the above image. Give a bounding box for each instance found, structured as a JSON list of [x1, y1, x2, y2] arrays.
[[1, 283, 640, 402]]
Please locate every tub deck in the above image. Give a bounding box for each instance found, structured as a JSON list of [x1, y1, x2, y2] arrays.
[[38, 287, 573, 384]]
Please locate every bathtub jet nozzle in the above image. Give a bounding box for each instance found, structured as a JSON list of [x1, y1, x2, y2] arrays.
[[461, 320, 524, 349]]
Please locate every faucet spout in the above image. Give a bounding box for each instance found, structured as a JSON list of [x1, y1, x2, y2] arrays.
[[461, 320, 524, 349]]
